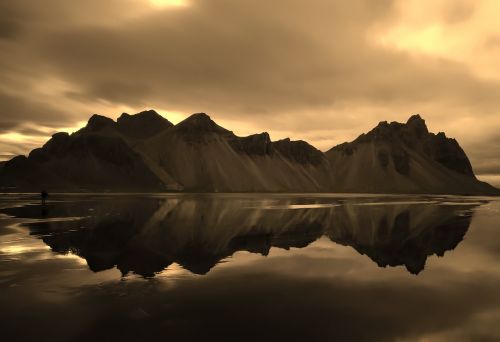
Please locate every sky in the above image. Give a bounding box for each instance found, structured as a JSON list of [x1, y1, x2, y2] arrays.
[[1, 0, 499, 186]]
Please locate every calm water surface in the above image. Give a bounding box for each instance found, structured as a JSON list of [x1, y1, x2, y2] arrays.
[[0, 193, 499, 341]]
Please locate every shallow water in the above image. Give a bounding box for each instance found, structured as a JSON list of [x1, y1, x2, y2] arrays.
[[0, 193, 499, 341]]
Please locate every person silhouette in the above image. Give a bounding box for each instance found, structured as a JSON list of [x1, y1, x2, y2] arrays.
[[41, 190, 48, 206]]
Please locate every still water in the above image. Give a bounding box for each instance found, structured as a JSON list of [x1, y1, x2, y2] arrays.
[[0, 193, 499, 341]]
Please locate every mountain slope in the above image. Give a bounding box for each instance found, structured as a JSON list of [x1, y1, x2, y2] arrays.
[[0, 132, 165, 192], [0, 111, 172, 192], [137, 113, 331, 191], [0, 111, 497, 194], [326, 115, 497, 194]]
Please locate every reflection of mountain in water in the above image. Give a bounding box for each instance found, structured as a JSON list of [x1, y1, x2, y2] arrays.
[[327, 204, 472, 274], [1, 197, 480, 276]]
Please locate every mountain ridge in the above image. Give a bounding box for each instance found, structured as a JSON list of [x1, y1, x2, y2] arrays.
[[0, 110, 498, 194]]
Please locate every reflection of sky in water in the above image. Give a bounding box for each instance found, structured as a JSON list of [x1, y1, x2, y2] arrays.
[[254, 203, 341, 209], [0, 194, 499, 341]]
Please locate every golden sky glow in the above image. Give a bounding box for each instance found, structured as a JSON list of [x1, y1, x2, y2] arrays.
[[0, 0, 500, 185], [375, 0, 500, 79], [149, 0, 188, 8]]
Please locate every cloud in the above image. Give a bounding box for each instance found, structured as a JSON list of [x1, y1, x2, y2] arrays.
[[464, 133, 500, 185], [442, 0, 476, 24], [34, 0, 500, 116], [0, 91, 71, 133]]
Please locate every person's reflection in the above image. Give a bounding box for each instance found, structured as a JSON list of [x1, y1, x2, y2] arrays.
[[40, 190, 49, 216], [40, 190, 48, 205]]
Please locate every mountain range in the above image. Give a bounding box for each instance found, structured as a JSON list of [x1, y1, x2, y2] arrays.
[[0, 110, 497, 194]]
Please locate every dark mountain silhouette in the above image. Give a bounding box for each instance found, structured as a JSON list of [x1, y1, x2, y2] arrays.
[[0, 196, 481, 276], [326, 114, 494, 194], [0, 111, 497, 194]]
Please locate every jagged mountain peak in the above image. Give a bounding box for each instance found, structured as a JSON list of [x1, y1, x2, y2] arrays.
[[360, 114, 429, 141], [406, 114, 429, 137], [331, 114, 432, 149], [174, 112, 232, 137], [41, 132, 71, 156], [86, 114, 115, 131], [82, 110, 173, 138], [227, 132, 273, 156], [178, 112, 219, 126], [253, 132, 271, 141], [118, 109, 168, 123], [191, 112, 210, 119], [273, 138, 325, 165], [407, 113, 425, 124], [117, 109, 173, 138]]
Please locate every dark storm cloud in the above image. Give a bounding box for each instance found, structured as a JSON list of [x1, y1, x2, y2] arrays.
[[0, 1, 27, 40], [0, 0, 492, 115], [33, 0, 500, 117], [0, 17, 19, 40], [0, 91, 70, 133]]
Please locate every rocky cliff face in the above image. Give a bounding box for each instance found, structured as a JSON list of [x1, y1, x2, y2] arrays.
[[0, 131, 165, 192], [117, 110, 174, 138], [0, 111, 497, 194], [329, 115, 473, 177], [326, 115, 495, 194], [138, 113, 331, 192]]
